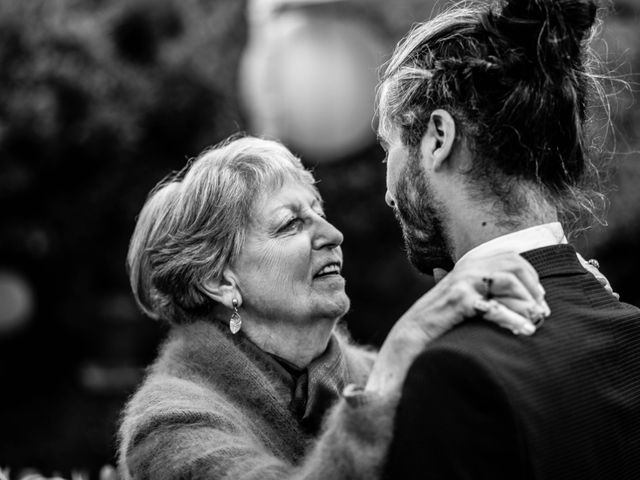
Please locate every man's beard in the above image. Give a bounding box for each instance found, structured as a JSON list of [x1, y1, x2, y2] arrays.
[[394, 153, 454, 274]]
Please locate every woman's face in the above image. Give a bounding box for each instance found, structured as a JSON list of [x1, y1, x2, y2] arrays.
[[231, 180, 349, 326]]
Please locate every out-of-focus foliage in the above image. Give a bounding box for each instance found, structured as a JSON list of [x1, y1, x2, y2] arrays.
[[0, 0, 247, 332]]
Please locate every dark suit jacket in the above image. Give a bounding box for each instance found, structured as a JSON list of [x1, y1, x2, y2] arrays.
[[384, 245, 640, 480]]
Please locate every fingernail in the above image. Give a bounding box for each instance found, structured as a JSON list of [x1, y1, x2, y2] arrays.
[[613, 292, 620, 300], [542, 301, 551, 317], [520, 322, 536, 335]]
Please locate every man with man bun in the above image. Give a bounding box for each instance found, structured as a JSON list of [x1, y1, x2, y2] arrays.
[[378, 0, 640, 478]]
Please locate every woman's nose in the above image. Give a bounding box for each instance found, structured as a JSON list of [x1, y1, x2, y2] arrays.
[[313, 216, 344, 249]]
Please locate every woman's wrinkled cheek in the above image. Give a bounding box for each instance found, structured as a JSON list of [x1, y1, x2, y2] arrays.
[[256, 241, 306, 292]]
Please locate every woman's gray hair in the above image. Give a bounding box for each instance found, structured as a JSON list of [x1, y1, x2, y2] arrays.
[[127, 135, 318, 323]]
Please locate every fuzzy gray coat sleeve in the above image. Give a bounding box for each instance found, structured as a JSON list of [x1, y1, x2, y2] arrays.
[[121, 383, 397, 480]]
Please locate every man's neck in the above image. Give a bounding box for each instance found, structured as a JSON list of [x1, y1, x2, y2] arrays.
[[448, 199, 559, 262]]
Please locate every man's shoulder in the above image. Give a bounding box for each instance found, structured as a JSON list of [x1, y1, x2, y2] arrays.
[[404, 283, 640, 442], [422, 259, 640, 373], [419, 319, 536, 371], [398, 288, 640, 478], [419, 296, 640, 381], [404, 284, 640, 429]]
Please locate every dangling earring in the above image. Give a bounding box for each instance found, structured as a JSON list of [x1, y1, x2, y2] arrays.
[[229, 298, 241, 334]]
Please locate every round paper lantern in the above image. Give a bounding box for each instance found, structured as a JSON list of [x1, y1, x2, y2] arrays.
[[0, 270, 34, 334], [241, 2, 388, 161]]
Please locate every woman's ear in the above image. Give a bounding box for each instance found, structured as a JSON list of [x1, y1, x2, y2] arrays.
[[200, 268, 241, 309], [420, 109, 456, 171]]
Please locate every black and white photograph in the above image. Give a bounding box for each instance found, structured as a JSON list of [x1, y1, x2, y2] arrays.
[[1, 0, 639, 478]]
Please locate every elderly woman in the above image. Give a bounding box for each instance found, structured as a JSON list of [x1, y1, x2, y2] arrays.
[[118, 136, 548, 479]]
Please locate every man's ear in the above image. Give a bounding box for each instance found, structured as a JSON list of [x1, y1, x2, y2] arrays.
[[420, 109, 456, 171], [200, 269, 240, 309]]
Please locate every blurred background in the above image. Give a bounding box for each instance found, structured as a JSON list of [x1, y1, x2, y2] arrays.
[[0, 0, 638, 476]]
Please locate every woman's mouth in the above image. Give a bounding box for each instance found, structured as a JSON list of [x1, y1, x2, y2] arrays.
[[313, 262, 342, 278]]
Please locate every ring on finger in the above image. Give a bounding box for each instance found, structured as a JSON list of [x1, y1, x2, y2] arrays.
[[481, 276, 494, 299]]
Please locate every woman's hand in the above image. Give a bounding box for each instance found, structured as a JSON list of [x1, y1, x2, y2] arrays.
[[576, 254, 619, 300], [366, 252, 548, 397]]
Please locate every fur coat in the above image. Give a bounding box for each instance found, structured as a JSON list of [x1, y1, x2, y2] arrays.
[[118, 320, 396, 479]]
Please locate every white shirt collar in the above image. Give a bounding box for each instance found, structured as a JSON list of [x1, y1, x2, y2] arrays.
[[457, 222, 567, 264]]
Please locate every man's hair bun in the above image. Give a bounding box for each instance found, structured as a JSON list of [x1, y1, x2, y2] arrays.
[[483, 0, 598, 77]]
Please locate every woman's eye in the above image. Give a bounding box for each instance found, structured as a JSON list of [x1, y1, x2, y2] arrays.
[[280, 218, 302, 232]]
